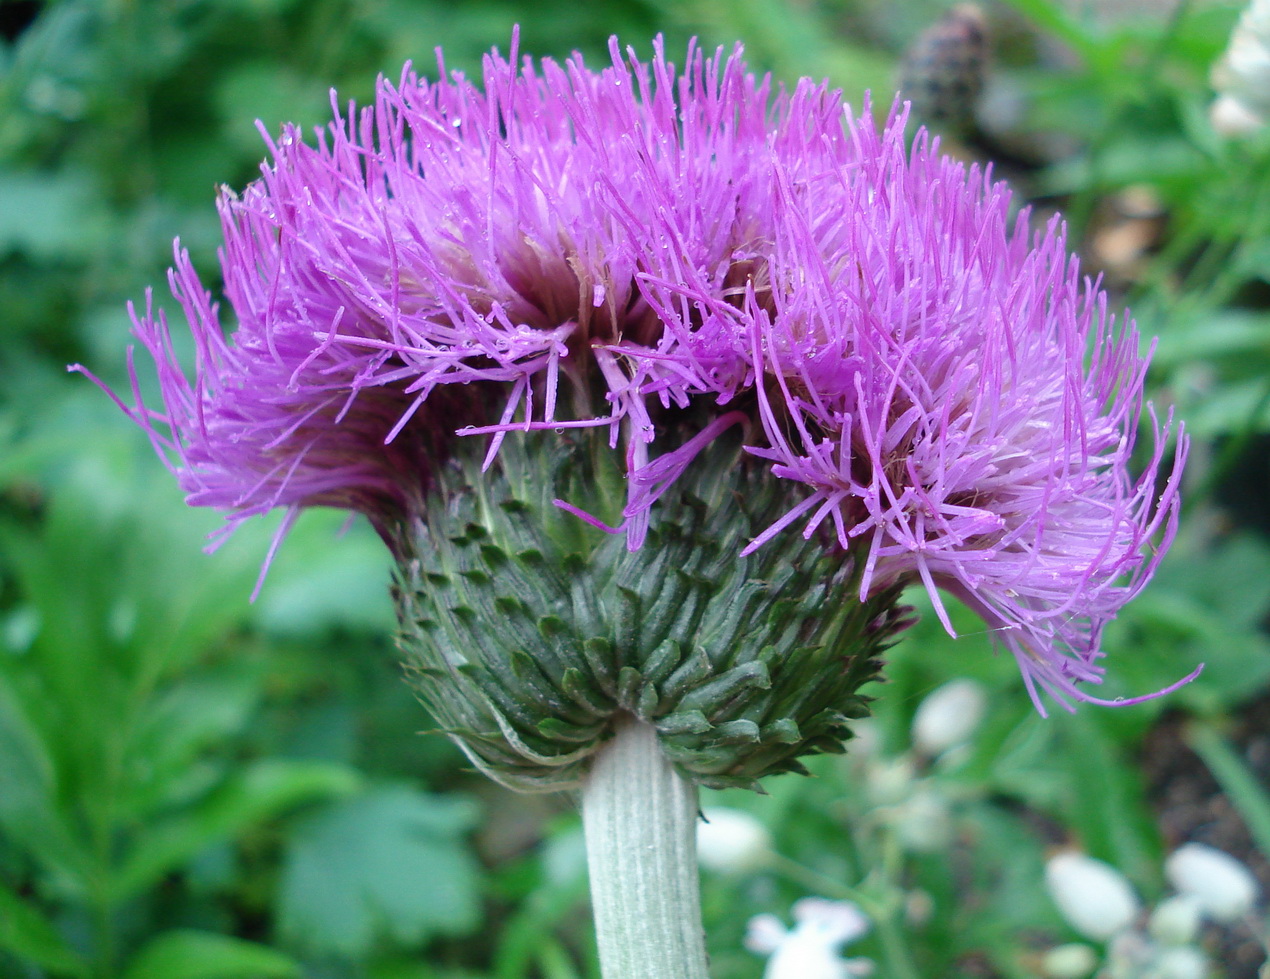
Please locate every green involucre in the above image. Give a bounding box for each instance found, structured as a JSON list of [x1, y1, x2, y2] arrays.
[[393, 430, 908, 791]]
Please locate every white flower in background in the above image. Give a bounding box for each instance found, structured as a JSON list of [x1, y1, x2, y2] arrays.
[[865, 755, 916, 807], [1041, 942, 1098, 978], [696, 807, 772, 874], [1103, 930, 1155, 978], [911, 679, 988, 758], [1073, 894, 1212, 979], [1148, 894, 1202, 946], [1211, 96, 1264, 135], [1165, 843, 1260, 923], [1151, 944, 1209, 979], [1210, 0, 1270, 134], [846, 719, 882, 760], [1045, 852, 1141, 941], [745, 898, 874, 979], [890, 785, 954, 853]]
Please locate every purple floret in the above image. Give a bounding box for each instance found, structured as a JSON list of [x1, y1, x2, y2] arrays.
[[729, 118, 1190, 712], [74, 34, 1192, 710]]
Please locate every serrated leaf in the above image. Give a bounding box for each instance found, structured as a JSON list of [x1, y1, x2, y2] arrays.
[[114, 759, 359, 901], [278, 786, 481, 957], [122, 930, 300, 979], [123, 672, 262, 817], [0, 674, 84, 878], [0, 673, 55, 828]]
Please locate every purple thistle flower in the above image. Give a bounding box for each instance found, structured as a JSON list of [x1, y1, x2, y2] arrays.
[[74, 34, 1192, 712]]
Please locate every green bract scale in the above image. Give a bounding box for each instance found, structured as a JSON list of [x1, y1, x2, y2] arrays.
[[392, 430, 911, 792]]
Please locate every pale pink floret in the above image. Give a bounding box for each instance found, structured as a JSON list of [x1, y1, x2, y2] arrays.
[[74, 35, 1191, 709]]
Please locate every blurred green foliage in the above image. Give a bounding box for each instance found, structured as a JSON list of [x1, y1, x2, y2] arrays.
[[2, 0, 1269, 976]]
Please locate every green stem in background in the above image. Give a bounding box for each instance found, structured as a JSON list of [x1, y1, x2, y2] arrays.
[[871, 829, 922, 979], [580, 718, 709, 979]]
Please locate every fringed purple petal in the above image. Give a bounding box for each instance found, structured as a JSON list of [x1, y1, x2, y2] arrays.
[[82, 33, 1190, 710]]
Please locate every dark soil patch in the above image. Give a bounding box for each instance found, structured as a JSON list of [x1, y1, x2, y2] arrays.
[[1142, 692, 1270, 978]]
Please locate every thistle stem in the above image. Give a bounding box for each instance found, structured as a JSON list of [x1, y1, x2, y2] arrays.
[[580, 717, 710, 979]]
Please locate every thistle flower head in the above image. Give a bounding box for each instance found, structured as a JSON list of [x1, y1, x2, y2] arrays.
[[76, 33, 1189, 740]]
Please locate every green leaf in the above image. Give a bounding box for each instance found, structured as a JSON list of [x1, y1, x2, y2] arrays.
[[1187, 723, 1270, 863], [1177, 376, 1270, 438], [370, 961, 489, 979], [946, 803, 1059, 963], [113, 759, 359, 901], [0, 674, 85, 880], [1154, 534, 1270, 632], [997, 0, 1104, 65], [535, 938, 584, 979], [213, 63, 331, 156], [1052, 712, 1162, 888], [1111, 534, 1270, 707], [1153, 310, 1270, 368], [278, 786, 482, 957], [492, 867, 590, 979], [0, 880, 89, 976], [0, 673, 56, 831], [122, 931, 300, 979], [0, 169, 110, 261], [253, 510, 394, 636], [123, 671, 262, 818]]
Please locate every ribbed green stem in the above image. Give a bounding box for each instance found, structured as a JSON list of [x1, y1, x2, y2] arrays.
[[581, 718, 709, 979]]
